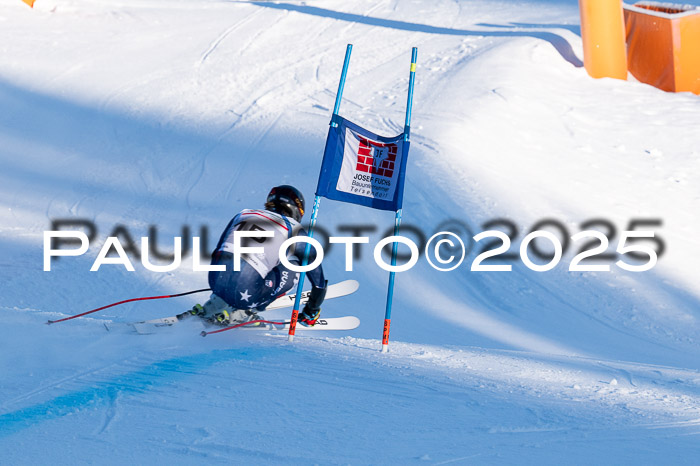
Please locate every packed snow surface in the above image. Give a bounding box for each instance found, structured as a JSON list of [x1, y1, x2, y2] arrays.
[[1, 0, 700, 463]]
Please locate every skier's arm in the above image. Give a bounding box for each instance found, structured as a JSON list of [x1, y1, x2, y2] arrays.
[[211, 213, 241, 263], [292, 230, 326, 290], [294, 229, 327, 325]]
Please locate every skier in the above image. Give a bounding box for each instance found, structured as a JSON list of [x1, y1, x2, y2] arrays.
[[179, 185, 327, 327]]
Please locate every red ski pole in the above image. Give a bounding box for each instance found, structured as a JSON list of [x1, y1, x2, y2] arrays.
[[46, 288, 211, 325]]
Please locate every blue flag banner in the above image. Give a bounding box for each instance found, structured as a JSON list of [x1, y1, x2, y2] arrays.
[[316, 116, 410, 211]]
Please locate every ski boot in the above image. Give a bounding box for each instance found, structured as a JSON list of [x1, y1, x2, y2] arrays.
[[209, 309, 261, 327], [179, 294, 232, 325], [176, 303, 206, 321]]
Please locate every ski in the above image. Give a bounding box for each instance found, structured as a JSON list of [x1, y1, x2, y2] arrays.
[[104, 279, 359, 334], [206, 316, 361, 334], [263, 279, 358, 311], [122, 316, 359, 335]]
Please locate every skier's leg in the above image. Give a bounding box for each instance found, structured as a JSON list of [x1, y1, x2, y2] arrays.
[[203, 259, 270, 324], [210, 264, 267, 308], [256, 261, 301, 310], [177, 292, 237, 322]]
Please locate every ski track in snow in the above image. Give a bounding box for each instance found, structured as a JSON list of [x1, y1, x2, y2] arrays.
[[199, 9, 264, 66], [1, 324, 699, 463]]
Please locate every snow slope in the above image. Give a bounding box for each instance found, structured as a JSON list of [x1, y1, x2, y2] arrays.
[[1, 0, 700, 463]]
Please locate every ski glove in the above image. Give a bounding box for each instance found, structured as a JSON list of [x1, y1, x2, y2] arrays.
[[299, 281, 327, 326]]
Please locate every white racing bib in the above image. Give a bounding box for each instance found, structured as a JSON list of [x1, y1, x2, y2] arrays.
[[220, 209, 300, 277]]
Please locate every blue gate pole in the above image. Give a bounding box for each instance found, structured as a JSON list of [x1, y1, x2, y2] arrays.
[[381, 209, 402, 353], [331, 44, 353, 127], [287, 195, 321, 342], [381, 47, 417, 353], [288, 44, 353, 342], [404, 47, 418, 141]]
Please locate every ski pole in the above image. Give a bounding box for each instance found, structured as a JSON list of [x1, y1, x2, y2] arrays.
[[46, 288, 211, 325]]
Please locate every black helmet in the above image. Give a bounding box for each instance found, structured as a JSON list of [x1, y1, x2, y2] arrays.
[[265, 185, 305, 222]]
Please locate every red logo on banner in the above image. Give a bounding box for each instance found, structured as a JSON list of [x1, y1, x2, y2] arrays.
[[355, 138, 398, 178]]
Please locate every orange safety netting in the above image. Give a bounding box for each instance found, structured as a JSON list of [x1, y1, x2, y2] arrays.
[[636, 3, 690, 14], [624, 2, 700, 94]]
